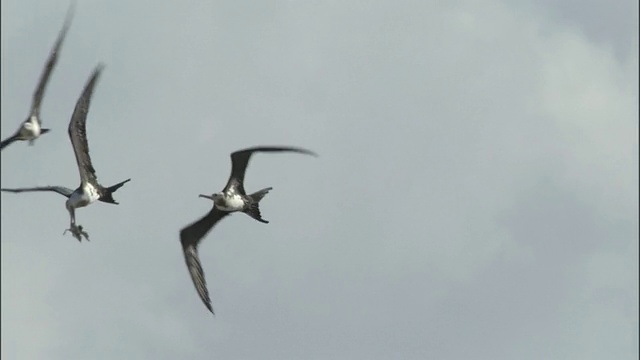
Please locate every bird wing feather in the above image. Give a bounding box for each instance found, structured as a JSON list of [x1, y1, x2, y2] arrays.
[[179, 207, 230, 314], [0, 133, 20, 151], [223, 146, 317, 194], [30, 3, 75, 118], [68, 64, 104, 188], [0, 186, 74, 198]]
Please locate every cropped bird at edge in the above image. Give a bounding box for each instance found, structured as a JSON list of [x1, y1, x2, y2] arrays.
[[1, 3, 75, 151], [179, 146, 317, 314], [1, 64, 131, 242]]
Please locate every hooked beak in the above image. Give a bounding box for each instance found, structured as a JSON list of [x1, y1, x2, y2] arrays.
[[199, 194, 214, 200]]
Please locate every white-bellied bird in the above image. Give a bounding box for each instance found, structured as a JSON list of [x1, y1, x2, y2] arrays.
[[179, 146, 317, 314], [1, 64, 131, 241], [1, 3, 75, 151]]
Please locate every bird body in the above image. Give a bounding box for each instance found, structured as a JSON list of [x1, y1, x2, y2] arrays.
[[1, 64, 131, 242], [60, 64, 130, 241], [66, 183, 101, 210], [2, 179, 130, 205], [20, 116, 44, 142], [211, 192, 246, 212], [0, 4, 74, 151], [179, 145, 317, 314]]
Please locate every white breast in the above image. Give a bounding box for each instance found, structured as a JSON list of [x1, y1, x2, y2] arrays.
[[217, 195, 245, 212], [68, 189, 87, 208], [67, 184, 100, 209], [20, 117, 41, 138], [83, 183, 101, 203]]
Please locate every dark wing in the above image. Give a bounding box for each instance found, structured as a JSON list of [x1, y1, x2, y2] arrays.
[[223, 146, 318, 194], [68, 64, 104, 187], [1, 186, 74, 198], [30, 3, 75, 118], [179, 207, 230, 314], [0, 133, 20, 151]]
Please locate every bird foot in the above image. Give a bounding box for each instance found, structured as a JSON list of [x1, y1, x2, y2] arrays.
[[63, 224, 90, 242]]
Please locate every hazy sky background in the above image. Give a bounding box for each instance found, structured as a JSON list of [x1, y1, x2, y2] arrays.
[[1, 0, 638, 359]]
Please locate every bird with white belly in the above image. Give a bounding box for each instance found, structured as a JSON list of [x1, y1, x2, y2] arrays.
[[179, 145, 317, 313], [1, 4, 75, 151], [1, 64, 131, 242]]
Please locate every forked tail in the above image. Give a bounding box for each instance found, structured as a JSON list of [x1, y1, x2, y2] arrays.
[[244, 187, 272, 223], [99, 178, 132, 204]]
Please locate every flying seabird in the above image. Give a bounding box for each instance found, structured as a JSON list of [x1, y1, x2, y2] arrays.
[[179, 146, 317, 314], [1, 64, 131, 241], [0, 3, 75, 151]]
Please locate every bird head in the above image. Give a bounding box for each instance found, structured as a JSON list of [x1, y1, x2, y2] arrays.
[[198, 193, 223, 202]]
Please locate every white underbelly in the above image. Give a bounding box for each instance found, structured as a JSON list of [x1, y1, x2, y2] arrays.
[[68, 184, 100, 208], [20, 118, 41, 139], [216, 196, 245, 211]]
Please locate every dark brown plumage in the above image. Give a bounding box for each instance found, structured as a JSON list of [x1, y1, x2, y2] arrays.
[[179, 146, 317, 314]]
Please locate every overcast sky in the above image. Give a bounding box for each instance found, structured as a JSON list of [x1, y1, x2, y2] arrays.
[[1, 0, 638, 359]]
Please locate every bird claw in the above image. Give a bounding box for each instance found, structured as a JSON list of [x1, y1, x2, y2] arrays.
[[63, 224, 90, 242]]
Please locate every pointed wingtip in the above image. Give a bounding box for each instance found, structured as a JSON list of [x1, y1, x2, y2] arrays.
[[292, 147, 318, 157], [57, 1, 76, 39], [66, 1, 77, 21], [293, 147, 318, 157], [95, 63, 106, 74]]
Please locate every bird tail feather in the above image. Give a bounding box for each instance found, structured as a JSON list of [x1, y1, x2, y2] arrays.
[[99, 178, 131, 204], [245, 187, 272, 223]]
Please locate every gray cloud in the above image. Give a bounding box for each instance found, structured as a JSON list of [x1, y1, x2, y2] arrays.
[[2, 0, 637, 359], [514, 0, 638, 61]]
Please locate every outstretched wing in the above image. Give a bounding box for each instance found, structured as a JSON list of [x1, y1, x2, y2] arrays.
[[68, 64, 104, 187], [30, 2, 75, 118], [0, 133, 20, 151], [179, 207, 230, 314], [223, 146, 317, 194], [1, 186, 74, 198]]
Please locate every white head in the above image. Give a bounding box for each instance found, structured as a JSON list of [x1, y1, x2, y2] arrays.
[[198, 193, 223, 202]]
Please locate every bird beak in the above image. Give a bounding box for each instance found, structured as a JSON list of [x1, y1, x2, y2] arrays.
[[199, 194, 214, 200]]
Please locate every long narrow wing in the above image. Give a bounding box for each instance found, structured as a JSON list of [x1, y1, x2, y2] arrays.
[[68, 64, 104, 187], [0, 133, 20, 151], [1, 186, 74, 198], [30, 2, 75, 118], [223, 146, 317, 194], [179, 207, 230, 314]]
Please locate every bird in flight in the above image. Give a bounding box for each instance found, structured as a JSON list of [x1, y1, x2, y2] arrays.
[[179, 146, 317, 314], [1, 64, 131, 241], [1, 3, 75, 151]]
